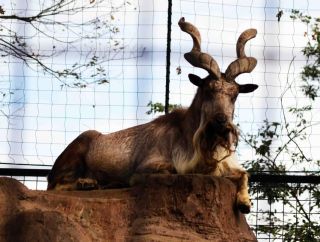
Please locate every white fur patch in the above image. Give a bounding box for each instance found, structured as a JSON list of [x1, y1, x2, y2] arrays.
[[172, 148, 194, 174], [212, 145, 245, 176], [174, 144, 245, 176]]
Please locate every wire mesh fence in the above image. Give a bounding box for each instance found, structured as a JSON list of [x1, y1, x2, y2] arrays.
[[0, 0, 320, 241], [248, 173, 320, 241], [1, 0, 320, 170]]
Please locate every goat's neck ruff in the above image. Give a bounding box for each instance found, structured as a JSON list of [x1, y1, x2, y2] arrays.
[[193, 119, 238, 160], [212, 145, 236, 162], [177, 142, 237, 175]]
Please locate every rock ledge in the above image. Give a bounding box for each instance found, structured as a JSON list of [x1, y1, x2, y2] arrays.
[[0, 175, 257, 242]]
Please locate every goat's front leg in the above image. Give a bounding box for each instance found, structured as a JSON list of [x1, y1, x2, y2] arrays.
[[129, 159, 176, 186], [226, 170, 251, 214], [236, 171, 251, 214]]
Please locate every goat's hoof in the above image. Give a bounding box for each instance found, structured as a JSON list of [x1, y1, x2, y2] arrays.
[[237, 193, 251, 214], [76, 178, 98, 190], [237, 202, 251, 214]]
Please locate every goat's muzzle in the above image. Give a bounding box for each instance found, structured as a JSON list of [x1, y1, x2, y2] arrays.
[[210, 113, 234, 135], [205, 116, 239, 149], [214, 113, 228, 124]]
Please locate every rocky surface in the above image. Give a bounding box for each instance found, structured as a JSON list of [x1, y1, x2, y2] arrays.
[[0, 174, 257, 242]]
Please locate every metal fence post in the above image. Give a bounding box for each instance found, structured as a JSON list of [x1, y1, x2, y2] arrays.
[[165, 0, 172, 114]]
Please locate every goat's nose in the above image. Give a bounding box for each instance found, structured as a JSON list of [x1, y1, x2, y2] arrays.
[[215, 113, 227, 124]]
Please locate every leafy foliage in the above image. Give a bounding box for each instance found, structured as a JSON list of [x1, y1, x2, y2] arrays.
[[244, 118, 320, 240], [146, 101, 181, 115], [290, 10, 320, 100], [244, 10, 320, 241]]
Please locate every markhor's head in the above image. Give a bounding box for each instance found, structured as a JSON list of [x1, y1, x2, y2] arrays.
[[179, 17, 258, 163]]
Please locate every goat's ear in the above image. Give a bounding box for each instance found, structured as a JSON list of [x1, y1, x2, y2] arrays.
[[188, 74, 203, 87], [239, 84, 258, 93]]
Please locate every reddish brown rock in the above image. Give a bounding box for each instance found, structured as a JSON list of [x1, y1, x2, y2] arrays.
[[0, 175, 257, 242]]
